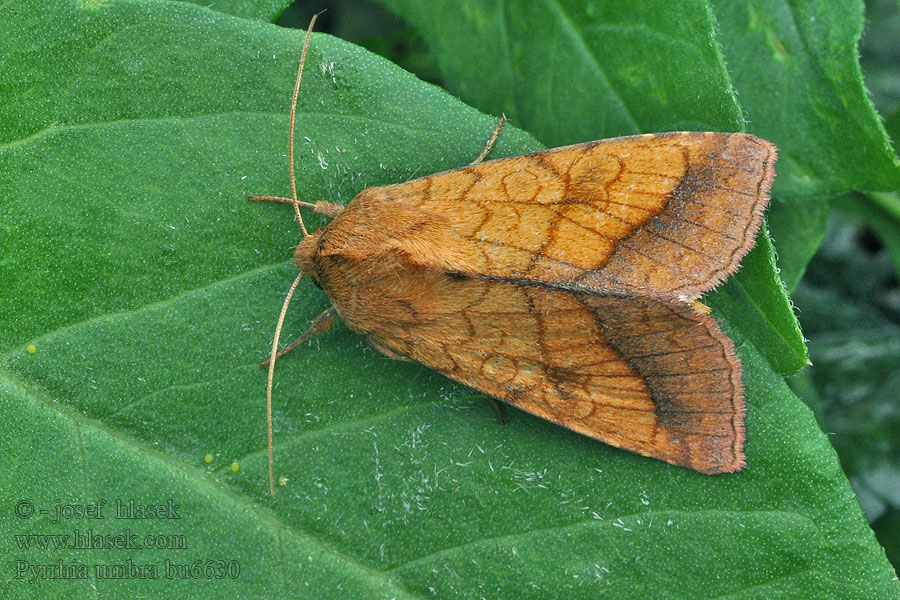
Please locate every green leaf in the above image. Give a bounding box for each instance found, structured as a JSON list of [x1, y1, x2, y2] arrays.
[[2, 1, 898, 598], [859, 0, 900, 118], [378, 0, 746, 143], [710, 0, 900, 197], [179, 0, 293, 21]]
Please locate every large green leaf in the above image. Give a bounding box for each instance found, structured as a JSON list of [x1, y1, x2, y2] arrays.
[[860, 0, 900, 117], [2, 1, 898, 598], [711, 0, 900, 196], [379, 0, 745, 144]]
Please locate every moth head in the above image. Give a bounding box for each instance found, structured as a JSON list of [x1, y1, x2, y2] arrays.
[[294, 231, 322, 287]]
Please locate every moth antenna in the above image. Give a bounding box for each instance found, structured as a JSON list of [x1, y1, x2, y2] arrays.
[[265, 13, 325, 498], [266, 271, 304, 497], [288, 13, 320, 238]]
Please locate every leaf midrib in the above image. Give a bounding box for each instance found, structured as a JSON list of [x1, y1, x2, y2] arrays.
[[0, 109, 454, 152]]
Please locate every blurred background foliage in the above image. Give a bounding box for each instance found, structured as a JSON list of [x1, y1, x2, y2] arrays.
[[274, 0, 900, 571]]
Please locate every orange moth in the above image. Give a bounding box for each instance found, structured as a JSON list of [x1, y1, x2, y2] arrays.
[[250, 17, 776, 495]]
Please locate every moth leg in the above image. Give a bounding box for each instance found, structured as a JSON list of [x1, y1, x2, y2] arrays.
[[260, 307, 337, 367], [489, 398, 507, 424], [367, 336, 413, 361], [249, 195, 344, 219], [469, 115, 507, 165]]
